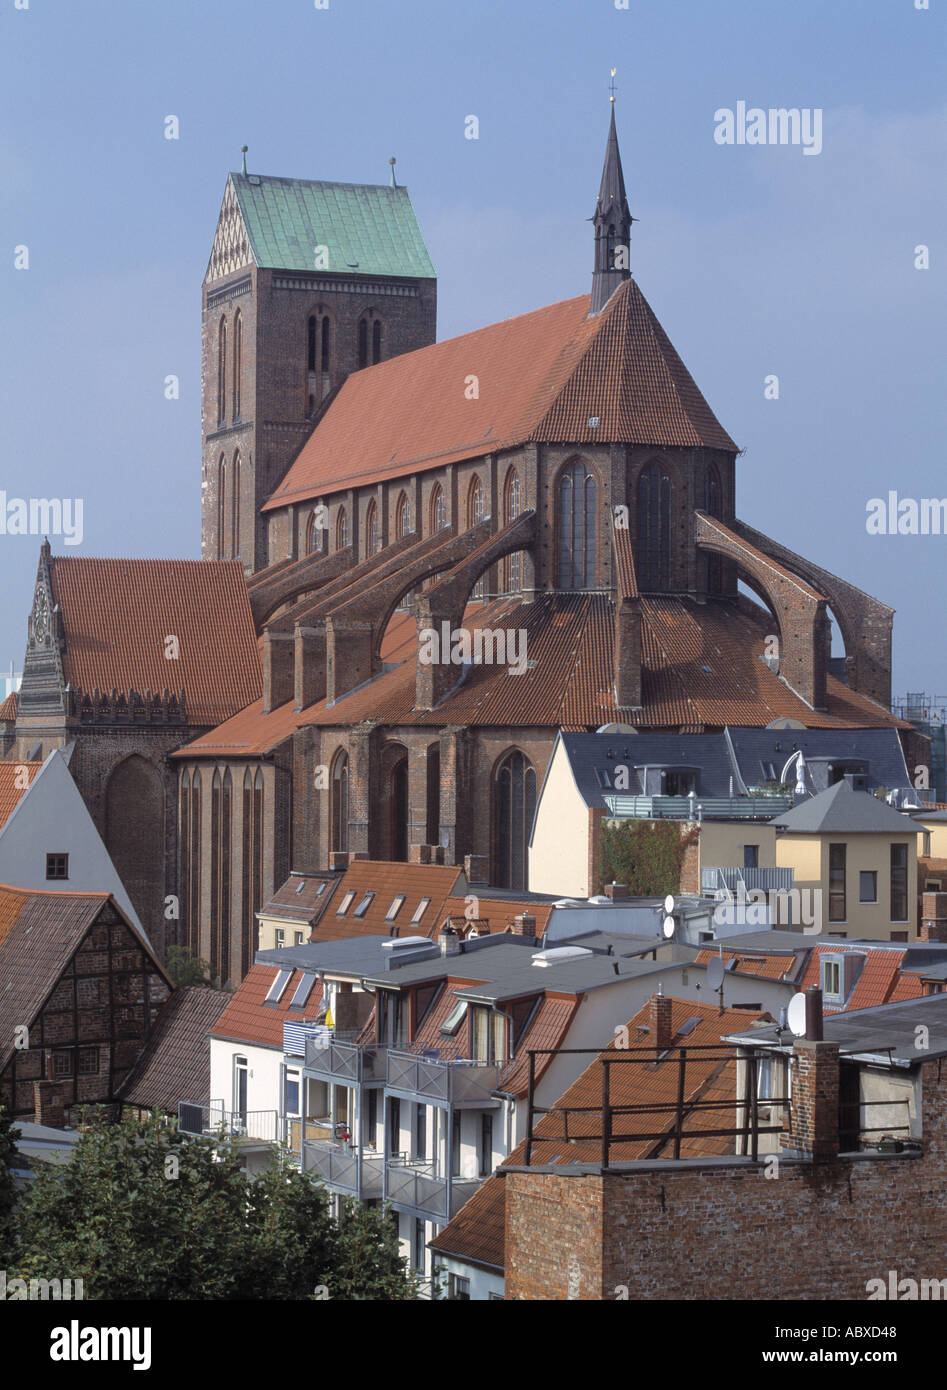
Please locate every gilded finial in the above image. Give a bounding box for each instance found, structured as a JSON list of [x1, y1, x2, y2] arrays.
[[609, 68, 617, 103]]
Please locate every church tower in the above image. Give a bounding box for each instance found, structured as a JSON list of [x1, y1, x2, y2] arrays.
[[201, 155, 437, 573], [590, 100, 634, 314]]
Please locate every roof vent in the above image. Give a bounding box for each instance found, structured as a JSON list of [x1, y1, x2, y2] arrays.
[[381, 936, 430, 951], [587, 894, 611, 905], [531, 946, 594, 968], [552, 899, 583, 908]]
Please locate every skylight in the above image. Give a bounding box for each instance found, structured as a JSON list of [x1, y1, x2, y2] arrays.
[[353, 892, 376, 919], [440, 1000, 468, 1036], [265, 970, 292, 1004], [290, 973, 316, 1009], [336, 891, 356, 917], [386, 895, 406, 921], [411, 897, 431, 924]]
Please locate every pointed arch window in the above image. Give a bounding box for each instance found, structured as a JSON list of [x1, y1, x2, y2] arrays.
[[331, 751, 349, 855], [336, 506, 349, 551], [468, 476, 486, 597], [366, 499, 379, 555], [179, 771, 191, 953], [217, 317, 227, 425], [494, 751, 536, 890], [372, 318, 382, 364], [636, 462, 671, 591], [430, 484, 447, 534], [189, 771, 202, 956], [503, 468, 523, 593], [358, 318, 368, 369], [216, 455, 227, 561], [704, 464, 723, 594], [232, 310, 242, 420], [557, 460, 597, 589], [306, 311, 331, 414], [210, 769, 232, 985], [396, 492, 412, 540], [241, 769, 264, 981], [231, 451, 241, 560]]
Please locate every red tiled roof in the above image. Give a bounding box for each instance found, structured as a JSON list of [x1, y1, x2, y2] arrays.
[[440, 896, 555, 936], [0, 692, 17, 721], [49, 557, 262, 728], [313, 861, 465, 942], [695, 948, 797, 981], [173, 697, 300, 758], [211, 963, 324, 1049], [0, 760, 41, 827], [260, 871, 340, 926], [294, 592, 906, 733], [431, 996, 768, 1269], [265, 280, 736, 511], [119, 986, 231, 1111], [797, 943, 921, 1013]]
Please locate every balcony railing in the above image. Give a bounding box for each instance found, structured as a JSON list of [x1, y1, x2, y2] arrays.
[[304, 1035, 387, 1085], [178, 1102, 279, 1145], [386, 1050, 502, 1107], [701, 866, 796, 896], [384, 1156, 482, 1221], [604, 794, 792, 821], [302, 1139, 385, 1199]]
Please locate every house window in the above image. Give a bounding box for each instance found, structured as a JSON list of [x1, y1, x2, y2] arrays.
[[331, 752, 349, 855], [77, 1046, 99, 1076], [217, 316, 227, 425], [743, 845, 759, 870], [414, 1218, 426, 1272], [451, 1112, 462, 1176], [373, 318, 382, 363], [388, 1097, 401, 1156], [336, 507, 348, 551], [471, 1006, 506, 1062], [430, 484, 447, 533], [231, 452, 241, 559], [503, 468, 523, 593], [821, 959, 842, 1001], [366, 500, 379, 556], [890, 931, 909, 942], [480, 1111, 494, 1176], [289, 972, 315, 1008], [367, 1087, 378, 1148], [275, 928, 285, 946], [448, 1273, 471, 1300], [415, 1104, 427, 1161], [46, 853, 69, 880], [664, 770, 696, 797], [284, 1069, 300, 1117], [828, 844, 846, 922], [52, 1050, 72, 1077], [395, 492, 412, 539], [891, 844, 909, 922], [441, 999, 467, 1036], [232, 310, 242, 420], [293, 931, 304, 947], [859, 871, 878, 903], [557, 460, 597, 589]]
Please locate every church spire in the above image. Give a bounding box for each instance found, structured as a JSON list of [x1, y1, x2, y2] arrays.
[[590, 89, 633, 315]]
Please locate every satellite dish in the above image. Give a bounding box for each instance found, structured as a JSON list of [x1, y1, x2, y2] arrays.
[[662, 915, 675, 939], [596, 722, 638, 735], [787, 992, 807, 1037], [663, 894, 675, 914], [706, 956, 725, 990]]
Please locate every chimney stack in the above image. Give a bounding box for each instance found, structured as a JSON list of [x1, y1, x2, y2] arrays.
[[920, 892, 947, 942], [649, 990, 673, 1054], [34, 1079, 67, 1129], [464, 854, 488, 886], [604, 882, 629, 901], [438, 923, 462, 956]]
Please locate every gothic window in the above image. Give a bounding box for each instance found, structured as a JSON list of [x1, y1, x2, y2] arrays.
[[636, 462, 671, 591], [503, 468, 523, 593], [231, 451, 241, 560], [307, 315, 317, 373], [210, 769, 232, 986], [307, 312, 331, 414], [241, 769, 264, 981], [704, 464, 723, 594], [426, 744, 441, 847], [390, 754, 409, 862], [468, 476, 486, 598], [372, 318, 382, 363], [493, 751, 536, 891], [331, 751, 349, 855], [358, 312, 382, 369], [179, 771, 190, 953], [396, 492, 412, 539], [336, 507, 349, 551], [189, 771, 202, 956], [557, 460, 597, 589], [232, 310, 242, 420], [216, 456, 227, 561], [217, 317, 227, 425], [430, 484, 447, 533], [358, 318, 368, 369], [366, 499, 379, 555]]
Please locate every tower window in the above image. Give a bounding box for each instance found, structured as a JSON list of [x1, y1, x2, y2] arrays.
[[232, 310, 242, 420], [217, 317, 227, 425], [636, 463, 671, 591], [358, 318, 368, 369]]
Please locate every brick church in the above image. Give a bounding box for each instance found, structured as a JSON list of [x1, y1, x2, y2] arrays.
[[1, 106, 920, 984]]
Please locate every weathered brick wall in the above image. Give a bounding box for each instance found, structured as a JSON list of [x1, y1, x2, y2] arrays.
[[505, 1057, 947, 1300]]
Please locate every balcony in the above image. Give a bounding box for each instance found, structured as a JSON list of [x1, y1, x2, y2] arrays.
[[178, 1102, 280, 1147], [302, 1139, 385, 1200], [701, 866, 796, 896], [304, 1034, 387, 1086], [386, 1049, 502, 1108], [385, 1156, 483, 1221], [604, 794, 791, 821]]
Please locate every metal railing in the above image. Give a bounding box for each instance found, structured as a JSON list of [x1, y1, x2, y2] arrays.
[[302, 1139, 385, 1198], [604, 794, 792, 821], [384, 1155, 482, 1220], [304, 1035, 387, 1084], [386, 1049, 501, 1107], [701, 866, 795, 896], [178, 1102, 280, 1144]]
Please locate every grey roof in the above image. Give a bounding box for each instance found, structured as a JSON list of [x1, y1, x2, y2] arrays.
[[558, 732, 732, 808], [770, 780, 919, 834], [256, 936, 417, 979], [728, 726, 910, 794], [712, 930, 814, 953], [725, 993, 947, 1064], [452, 952, 699, 1004]]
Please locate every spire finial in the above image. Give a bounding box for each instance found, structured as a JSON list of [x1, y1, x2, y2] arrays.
[[241, 145, 248, 176], [609, 67, 617, 103], [389, 156, 397, 188]]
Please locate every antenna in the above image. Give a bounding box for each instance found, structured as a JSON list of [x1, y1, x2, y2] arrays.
[[241, 145, 248, 176]]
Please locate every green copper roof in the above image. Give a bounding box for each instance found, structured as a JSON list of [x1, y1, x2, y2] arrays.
[[230, 173, 436, 279]]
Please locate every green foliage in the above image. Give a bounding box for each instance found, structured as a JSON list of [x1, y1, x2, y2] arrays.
[[9, 1109, 416, 1300], [599, 819, 696, 897], [0, 1105, 21, 1260], [165, 945, 212, 988]]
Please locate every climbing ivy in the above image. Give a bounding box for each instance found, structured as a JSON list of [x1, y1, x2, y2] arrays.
[[599, 819, 697, 898]]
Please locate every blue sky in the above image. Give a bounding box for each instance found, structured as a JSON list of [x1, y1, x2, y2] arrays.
[[0, 0, 944, 697]]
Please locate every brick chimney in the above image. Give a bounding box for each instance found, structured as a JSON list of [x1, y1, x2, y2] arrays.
[[464, 854, 488, 885], [614, 597, 642, 708], [780, 988, 840, 1159], [604, 882, 628, 901], [649, 991, 672, 1053], [920, 892, 947, 942], [409, 844, 434, 865], [34, 1079, 67, 1129], [508, 912, 536, 939]]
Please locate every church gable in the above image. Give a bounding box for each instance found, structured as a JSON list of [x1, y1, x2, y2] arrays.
[[205, 176, 254, 284]]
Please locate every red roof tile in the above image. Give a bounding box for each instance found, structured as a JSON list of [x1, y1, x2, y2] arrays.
[[50, 557, 262, 728], [265, 281, 736, 511], [313, 861, 465, 942], [211, 963, 325, 1050]]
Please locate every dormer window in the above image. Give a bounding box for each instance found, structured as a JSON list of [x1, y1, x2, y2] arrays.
[[821, 957, 843, 1002]]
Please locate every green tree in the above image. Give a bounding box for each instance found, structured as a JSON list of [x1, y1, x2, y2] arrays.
[[10, 1110, 416, 1300], [0, 1105, 22, 1260], [165, 944, 212, 987]]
